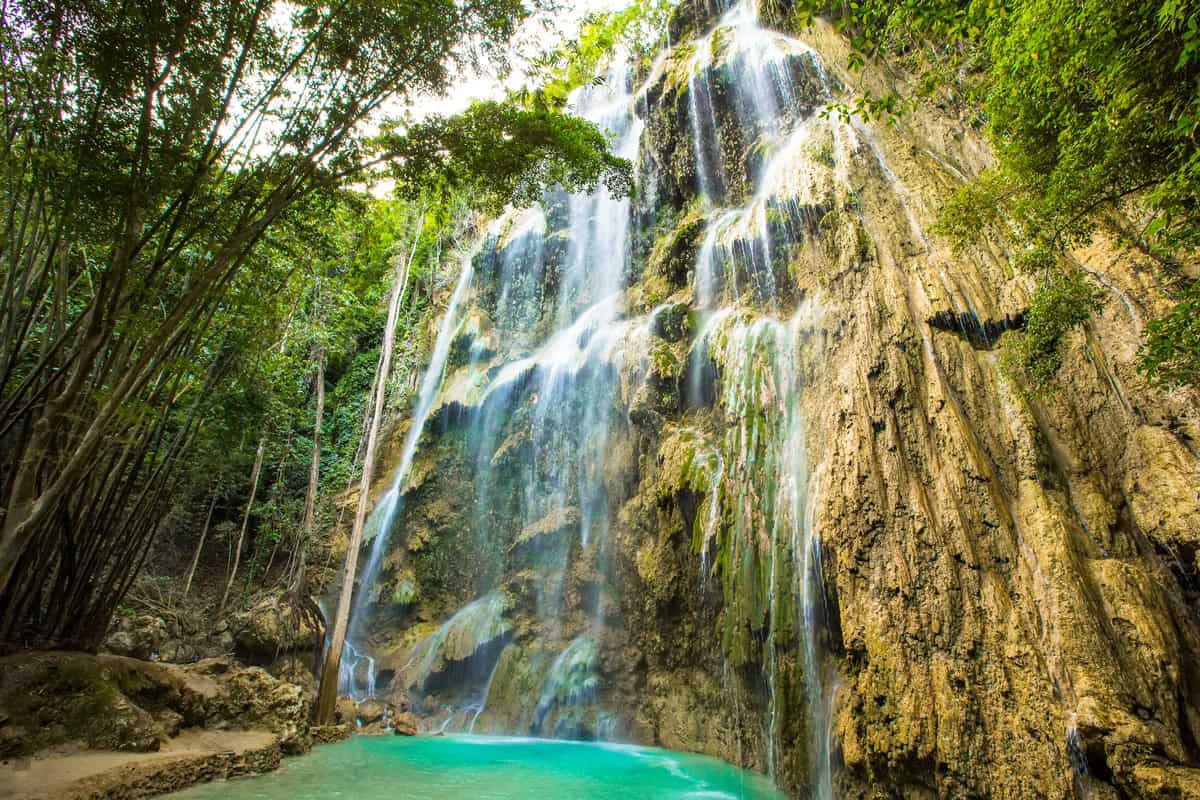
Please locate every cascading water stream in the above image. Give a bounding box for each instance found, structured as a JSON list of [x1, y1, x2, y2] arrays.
[[388, 52, 650, 736], [531, 635, 601, 736], [473, 53, 646, 726], [339, 247, 478, 698], [671, 1, 844, 791], [337, 3, 927, 790], [337, 640, 376, 705]]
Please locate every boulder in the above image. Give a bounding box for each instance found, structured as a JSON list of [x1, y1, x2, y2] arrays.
[[272, 659, 318, 696], [335, 695, 358, 726], [180, 658, 310, 739], [311, 723, 353, 744], [392, 712, 419, 736], [88, 694, 163, 752], [231, 594, 323, 660], [154, 708, 185, 738], [103, 615, 169, 661], [358, 720, 389, 736], [0, 653, 177, 757], [356, 699, 387, 725]]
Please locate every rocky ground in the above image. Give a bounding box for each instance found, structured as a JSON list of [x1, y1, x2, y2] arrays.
[[0, 651, 353, 799], [1, 730, 281, 800]]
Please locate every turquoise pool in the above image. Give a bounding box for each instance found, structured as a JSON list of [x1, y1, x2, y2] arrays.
[[169, 734, 783, 799]]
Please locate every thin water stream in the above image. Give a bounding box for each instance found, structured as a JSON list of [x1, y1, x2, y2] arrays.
[[339, 247, 479, 698]]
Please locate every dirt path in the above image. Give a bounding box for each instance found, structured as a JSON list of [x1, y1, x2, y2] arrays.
[[0, 730, 279, 800]]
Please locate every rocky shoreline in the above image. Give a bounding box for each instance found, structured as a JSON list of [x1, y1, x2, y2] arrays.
[[0, 651, 354, 800], [5, 731, 284, 800]]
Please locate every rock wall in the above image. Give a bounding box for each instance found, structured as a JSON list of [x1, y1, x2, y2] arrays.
[[347, 1, 1200, 797]]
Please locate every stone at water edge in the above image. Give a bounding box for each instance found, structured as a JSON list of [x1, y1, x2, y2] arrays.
[[311, 724, 353, 743], [356, 698, 401, 735], [334, 696, 357, 726], [356, 699, 387, 725], [392, 712, 419, 736]]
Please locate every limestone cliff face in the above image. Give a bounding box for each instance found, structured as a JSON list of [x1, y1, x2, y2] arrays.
[[348, 1, 1200, 797]]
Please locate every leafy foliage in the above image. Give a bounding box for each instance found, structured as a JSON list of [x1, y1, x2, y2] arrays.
[[1139, 279, 1200, 388], [790, 0, 1200, 388], [521, 0, 673, 109], [380, 101, 633, 211], [0, 0, 631, 645], [1005, 270, 1105, 391]]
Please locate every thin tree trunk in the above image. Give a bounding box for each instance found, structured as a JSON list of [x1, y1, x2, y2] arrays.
[[290, 346, 324, 594], [314, 241, 413, 724], [256, 430, 292, 585], [218, 437, 265, 615], [183, 493, 217, 597], [323, 374, 374, 578]]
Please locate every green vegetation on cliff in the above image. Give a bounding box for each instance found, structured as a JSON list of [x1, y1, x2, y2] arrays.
[[789, 0, 1200, 388]]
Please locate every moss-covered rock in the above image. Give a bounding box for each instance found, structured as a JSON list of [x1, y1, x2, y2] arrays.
[[646, 204, 708, 291], [231, 593, 322, 661], [470, 644, 552, 734], [0, 653, 311, 760]]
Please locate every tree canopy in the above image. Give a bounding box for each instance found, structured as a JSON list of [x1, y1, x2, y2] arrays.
[[0, 0, 629, 647]]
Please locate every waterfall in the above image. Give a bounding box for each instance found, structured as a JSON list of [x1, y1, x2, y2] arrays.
[[341, 0, 890, 788], [531, 635, 601, 737], [671, 1, 843, 791], [406, 593, 509, 693], [464, 51, 646, 678], [338, 639, 376, 704], [338, 50, 650, 733], [692, 310, 814, 781]]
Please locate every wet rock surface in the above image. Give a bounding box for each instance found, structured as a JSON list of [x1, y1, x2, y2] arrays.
[[392, 712, 419, 736]]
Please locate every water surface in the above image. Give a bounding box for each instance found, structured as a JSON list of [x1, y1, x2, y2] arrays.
[[170, 734, 782, 799]]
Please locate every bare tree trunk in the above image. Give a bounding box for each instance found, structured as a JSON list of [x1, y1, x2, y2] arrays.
[[290, 347, 324, 594], [218, 437, 265, 615], [256, 430, 292, 585], [183, 492, 218, 596], [314, 237, 415, 724]]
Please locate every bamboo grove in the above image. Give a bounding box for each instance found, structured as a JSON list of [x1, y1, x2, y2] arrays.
[[0, 0, 629, 648]]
